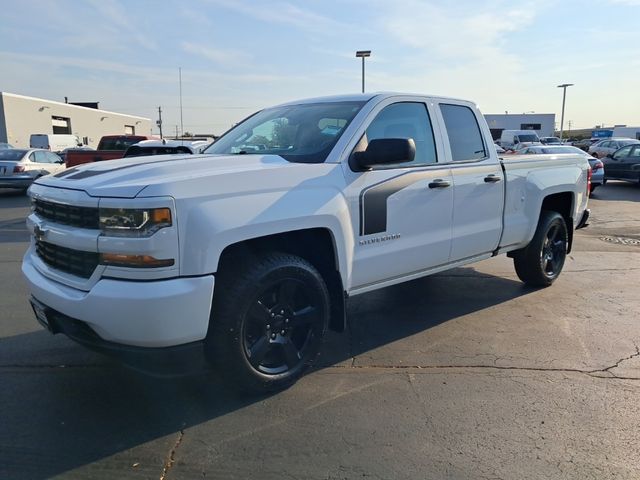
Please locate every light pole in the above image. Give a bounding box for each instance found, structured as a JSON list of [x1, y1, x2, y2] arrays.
[[355, 50, 371, 93], [557, 83, 574, 141]]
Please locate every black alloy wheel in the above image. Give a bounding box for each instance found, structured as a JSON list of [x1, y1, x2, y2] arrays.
[[513, 210, 568, 287], [242, 277, 324, 376], [206, 252, 330, 393], [540, 222, 566, 279]]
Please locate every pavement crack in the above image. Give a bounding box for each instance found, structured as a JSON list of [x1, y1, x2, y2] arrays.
[[0, 363, 110, 370], [592, 342, 640, 377], [160, 429, 185, 480], [328, 359, 640, 380]]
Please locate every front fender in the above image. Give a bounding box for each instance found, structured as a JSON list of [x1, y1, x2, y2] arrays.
[[177, 188, 355, 288]]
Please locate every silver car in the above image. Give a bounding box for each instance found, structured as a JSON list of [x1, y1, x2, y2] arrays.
[[519, 145, 604, 193], [588, 138, 640, 159], [0, 148, 65, 192]]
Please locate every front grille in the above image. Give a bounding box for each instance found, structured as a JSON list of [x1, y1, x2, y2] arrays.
[[34, 199, 99, 229], [35, 240, 99, 278]]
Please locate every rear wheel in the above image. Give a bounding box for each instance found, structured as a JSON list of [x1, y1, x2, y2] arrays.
[[513, 211, 568, 287], [206, 252, 330, 393]]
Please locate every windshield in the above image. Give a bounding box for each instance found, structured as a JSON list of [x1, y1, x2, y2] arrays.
[[0, 149, 26, 160], [204, 101, 366, 163], [518, 134, 539, 142]]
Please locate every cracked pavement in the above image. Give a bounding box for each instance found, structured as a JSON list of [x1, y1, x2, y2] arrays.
[[1, 181, 639, 479]]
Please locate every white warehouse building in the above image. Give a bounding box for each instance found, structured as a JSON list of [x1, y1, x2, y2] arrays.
[[484, 113, 556, 141], [0, 92, 151, 149]]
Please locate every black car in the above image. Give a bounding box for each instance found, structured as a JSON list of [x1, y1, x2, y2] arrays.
[[602, 144, 640, 184]]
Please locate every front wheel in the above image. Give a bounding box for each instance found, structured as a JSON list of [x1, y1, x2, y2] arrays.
[[513, 211, 568, 287], [205, 252, 330, 393]]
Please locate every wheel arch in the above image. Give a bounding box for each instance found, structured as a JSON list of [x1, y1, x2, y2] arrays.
[[540, 192, 575, 253], [216, 228, 347, 333]]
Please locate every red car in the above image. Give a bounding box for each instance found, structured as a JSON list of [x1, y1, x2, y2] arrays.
[[65, 135, 156, 167]]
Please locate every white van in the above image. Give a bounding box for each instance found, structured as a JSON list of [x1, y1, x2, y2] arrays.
[[30, 134, 82, 152], [499, 130, 540, 149]]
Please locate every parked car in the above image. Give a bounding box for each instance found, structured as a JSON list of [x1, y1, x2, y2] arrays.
[[65, 135, 156, 167], [0, 142, 14, 150], [588, 138, 640, 158], [0, 149, 65, 192], [572, 138, 600, 152], [30, 134, 82, 152], [23, 92, 591, 392], [602, 144, 640, 184], [123, 140, 208, 158], [540, 136, 562, 145], [511, 141, 542, 153], [519, 145, 604, 192], [494, 143, 506, 154]]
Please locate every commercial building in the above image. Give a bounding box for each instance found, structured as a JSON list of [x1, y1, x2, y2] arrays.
[[0, 92, 151, 148], [484, 113, 556, 140]]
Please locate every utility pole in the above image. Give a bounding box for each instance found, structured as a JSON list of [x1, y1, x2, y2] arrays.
[[355, 50, 371, 93], [557, 83, 574, 141], [175, 125, 179, 139], [179, 67, 184, 137], [156, 106, 163, 139], [567, 120, 572, 137]]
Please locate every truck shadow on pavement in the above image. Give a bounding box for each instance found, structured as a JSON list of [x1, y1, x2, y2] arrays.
[[0, 268, 533, 479]]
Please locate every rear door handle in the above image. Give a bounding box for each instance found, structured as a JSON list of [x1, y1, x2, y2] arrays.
[[484, 174, 502, 183], [428, 179, 451, 189]]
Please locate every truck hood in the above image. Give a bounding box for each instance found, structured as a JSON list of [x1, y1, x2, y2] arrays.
[[34, 154, 301, 198]]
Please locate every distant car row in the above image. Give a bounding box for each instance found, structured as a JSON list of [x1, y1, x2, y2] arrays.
[[494, 140, 640, 190], [0, 137, 212, 192]]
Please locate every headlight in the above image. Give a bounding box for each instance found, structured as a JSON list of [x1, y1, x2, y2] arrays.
[[99, 207, 172, 237]]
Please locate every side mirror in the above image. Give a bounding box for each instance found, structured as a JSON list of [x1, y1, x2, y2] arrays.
[[606, 153, 613, 159], [351, 138, 415, 171]]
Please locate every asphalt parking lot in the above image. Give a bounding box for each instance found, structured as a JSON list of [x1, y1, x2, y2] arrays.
[[1, 182, 639, 480]]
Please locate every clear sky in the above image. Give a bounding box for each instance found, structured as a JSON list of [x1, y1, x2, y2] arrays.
[[1, 0, 638, 135]]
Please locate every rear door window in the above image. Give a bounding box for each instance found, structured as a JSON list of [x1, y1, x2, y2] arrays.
[[440, 104, 487, 161]]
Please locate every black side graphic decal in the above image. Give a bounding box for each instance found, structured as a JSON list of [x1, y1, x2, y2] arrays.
[[360, 171, 433, 236]]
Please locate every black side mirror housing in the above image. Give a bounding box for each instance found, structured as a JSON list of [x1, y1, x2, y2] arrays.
[[351, 138, 416, 171], [606, 153, 613, 158]]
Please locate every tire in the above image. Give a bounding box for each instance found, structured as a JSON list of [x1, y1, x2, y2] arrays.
[[513, 211, 568, 287], [205, 252, 330, 394], [590, 184, 597, 194]]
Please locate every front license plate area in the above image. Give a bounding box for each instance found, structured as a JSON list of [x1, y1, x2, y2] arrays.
[[30, 298, 52, 332]]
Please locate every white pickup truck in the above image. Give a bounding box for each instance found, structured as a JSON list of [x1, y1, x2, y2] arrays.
[[22, 93, 591, 392]]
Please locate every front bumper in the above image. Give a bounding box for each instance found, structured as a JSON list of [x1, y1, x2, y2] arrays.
[[30, 297, 208, 375], [22, 253, 215, 348]]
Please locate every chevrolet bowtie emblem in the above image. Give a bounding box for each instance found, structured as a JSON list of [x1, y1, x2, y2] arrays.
[[33, 225, 48, 242]]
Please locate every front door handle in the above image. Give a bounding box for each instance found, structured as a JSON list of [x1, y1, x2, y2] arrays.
[[484, 174, 502, 183], [428, 179, 451, 189]]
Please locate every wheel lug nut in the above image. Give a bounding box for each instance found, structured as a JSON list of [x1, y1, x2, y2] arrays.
[[271, 313, 275, 317], [271, 333, 276, 339], [266, 324, 270, 330], [281, 330, 285, 335], [280, 310, 284, 314], [285, 319, 289, 323]]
